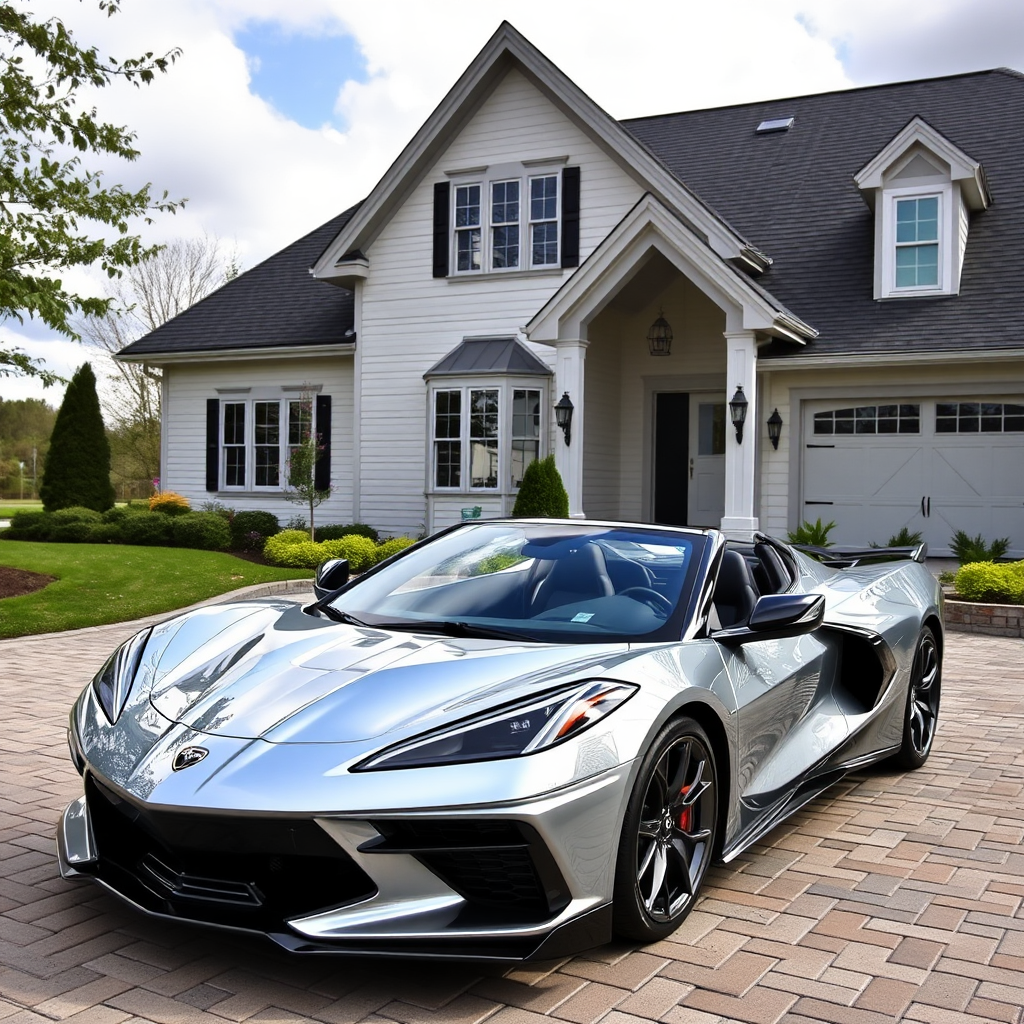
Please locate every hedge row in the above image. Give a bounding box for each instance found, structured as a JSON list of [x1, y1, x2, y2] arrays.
[[954, 561, 1024, 604], [263, 530, 416, 571]]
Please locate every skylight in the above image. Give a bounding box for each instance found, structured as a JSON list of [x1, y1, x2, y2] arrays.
[[756, 116, 795, 134]]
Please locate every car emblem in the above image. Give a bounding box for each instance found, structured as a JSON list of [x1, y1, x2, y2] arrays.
[[172, 747, 209, 771]]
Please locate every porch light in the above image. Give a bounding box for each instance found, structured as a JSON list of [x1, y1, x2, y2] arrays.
[[646, 310, 673, 357], [554, 392, 574, 446], [729, 386, 748, 443], [767, 408, 783, 450]]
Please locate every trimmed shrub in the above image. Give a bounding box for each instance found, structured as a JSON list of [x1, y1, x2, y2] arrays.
[[231, 510, 280, 551], [40, 363, 115, 512], [373, 537, 417, 564], [83, 523, 122, 544], [265, 540, 324, 569], [50, 520, 96, 543], [171, 512, 231, 551], [954, 561, 1024, 604], [316, 523, 380, 543], [263, 530, 316, 565], [4, 511, 54, 540], [52, 506, 104, 524], [150, 491, 191, 516], [119, 511, 173, 546], [512, 455, 569, 518], [320, 535, 377, 572], [102, 506, 131, 524]]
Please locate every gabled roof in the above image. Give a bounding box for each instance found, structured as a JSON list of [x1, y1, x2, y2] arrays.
[[854, 115, 990, 210], [118, 206, 360, 360], [424, 337, 552, 378], [311, 21, 768, 280], [623, 68, 1024, 357]]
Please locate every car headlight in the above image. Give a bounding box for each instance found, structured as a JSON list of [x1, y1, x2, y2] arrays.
[[92, 628, 151, 724], [355, 680, 637, 771]]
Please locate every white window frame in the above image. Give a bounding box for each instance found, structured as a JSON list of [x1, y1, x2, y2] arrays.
[[428, 380, 546, 494], [449, 163, 564, 276], [220, 396, 316, 492], [880, 183, 953, 298]]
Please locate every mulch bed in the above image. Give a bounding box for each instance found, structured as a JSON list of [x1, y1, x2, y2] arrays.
[[0, 565, 55, 600]]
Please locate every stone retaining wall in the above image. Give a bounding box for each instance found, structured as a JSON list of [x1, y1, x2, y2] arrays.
[[945, 599, 1024, 638]]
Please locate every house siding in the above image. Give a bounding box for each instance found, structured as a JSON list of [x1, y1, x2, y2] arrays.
[[357, 67, 645, 536], [162, 357, 355, 524]]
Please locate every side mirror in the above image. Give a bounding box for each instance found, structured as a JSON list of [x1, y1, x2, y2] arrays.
[[313, 558, 350, 601], [715, 592, 824, 646]]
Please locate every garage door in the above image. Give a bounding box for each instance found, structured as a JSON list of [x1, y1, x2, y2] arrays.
[[801, 398, 1024, 557]]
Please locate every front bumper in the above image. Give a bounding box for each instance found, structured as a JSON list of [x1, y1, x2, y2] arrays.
[[58, 762, 630, 960]]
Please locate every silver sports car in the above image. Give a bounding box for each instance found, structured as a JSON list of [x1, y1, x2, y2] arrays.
[[58, 520, 942, 960]]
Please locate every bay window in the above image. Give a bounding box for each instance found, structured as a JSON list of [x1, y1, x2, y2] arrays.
[[431, 384, 543, 492]]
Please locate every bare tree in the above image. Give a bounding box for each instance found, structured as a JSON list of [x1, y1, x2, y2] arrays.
[[77, 236, 239, 493]]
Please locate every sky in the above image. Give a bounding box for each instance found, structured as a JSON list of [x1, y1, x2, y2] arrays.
[[4, 0, 1024, 405]]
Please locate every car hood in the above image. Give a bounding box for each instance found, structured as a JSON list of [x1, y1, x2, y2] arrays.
[[138, 600, 631, 744]]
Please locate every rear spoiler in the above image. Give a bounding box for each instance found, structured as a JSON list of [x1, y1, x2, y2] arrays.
[[794, 542, 928, 568]]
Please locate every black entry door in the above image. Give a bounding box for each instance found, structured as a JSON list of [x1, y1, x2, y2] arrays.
[[654, 392, 688, 526]]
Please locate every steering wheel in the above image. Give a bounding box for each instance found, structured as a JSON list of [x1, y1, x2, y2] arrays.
[[619, 587, 673, 615]]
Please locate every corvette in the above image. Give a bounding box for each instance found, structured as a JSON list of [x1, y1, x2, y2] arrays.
[[58, 520, 942, 960]]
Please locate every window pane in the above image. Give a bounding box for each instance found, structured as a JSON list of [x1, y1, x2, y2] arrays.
[[288, 400, 313, 445], [456, 228, 481, 271], [454, 185, 480, 227], [935, 417, 956, 433], [470, 389, 499, 438], [512, 389, 540, 438], [936, 403, 957, 418], [492, 225, 519, 269], [531, 221, 558, 266], [434, 390, 461, 439], [224, 446, 245, 487], [470, 440, 498, 488], [254, 402, 280, 445], [223, 403, 245, 445], [511, 439, 539, 488], [491, 180, 519, 223], [698, 403, 726, 455], [435, 440, 461, 488], [812, 412, 833, 435], [898, 417, 920, 433], [530, 176, 558, 220], [255, 444, 280, 486], [877, 418, 897, 433]]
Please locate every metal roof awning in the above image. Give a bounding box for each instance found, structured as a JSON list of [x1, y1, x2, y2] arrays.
[[424, 336, 553, 378]]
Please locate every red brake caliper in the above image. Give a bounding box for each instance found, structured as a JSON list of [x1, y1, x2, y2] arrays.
[[678, 785, 692, 832]]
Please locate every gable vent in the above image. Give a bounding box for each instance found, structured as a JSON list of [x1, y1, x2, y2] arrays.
[[756, 116, 794, 134]]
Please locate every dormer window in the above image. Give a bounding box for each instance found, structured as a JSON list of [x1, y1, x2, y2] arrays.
[[854, 117, 990, 301], [894, 194, 940, 290]]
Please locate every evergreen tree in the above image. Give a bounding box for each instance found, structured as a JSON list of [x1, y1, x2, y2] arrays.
[[40, 363, 114, 511], [512, 455, 569, 518]]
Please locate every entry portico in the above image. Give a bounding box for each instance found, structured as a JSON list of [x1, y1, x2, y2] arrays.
[[527, 193, 816, 538]]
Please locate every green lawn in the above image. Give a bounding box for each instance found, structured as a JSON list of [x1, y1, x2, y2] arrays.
[[0, 500, 43, 518], [0, 541, 311, 638]]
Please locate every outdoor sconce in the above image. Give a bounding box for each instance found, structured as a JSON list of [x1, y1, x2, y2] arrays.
[[646, 310, 673, 357], [729, 386, 748, 443], [767, 408, 783, 450], [554, 392, 574, 445]]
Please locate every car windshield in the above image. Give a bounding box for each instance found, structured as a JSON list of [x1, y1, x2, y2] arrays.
[[327, 522, 706, 643]]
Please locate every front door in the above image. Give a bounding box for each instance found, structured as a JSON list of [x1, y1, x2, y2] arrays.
[[688, 395, 726, 527], [653, 392, 688, 526]]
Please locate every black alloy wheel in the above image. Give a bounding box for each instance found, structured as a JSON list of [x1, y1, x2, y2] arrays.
[[613, 717, 718, 941], [893, 625, 941, 770]]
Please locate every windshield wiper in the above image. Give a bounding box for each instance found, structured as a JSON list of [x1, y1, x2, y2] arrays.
[[366, 619, 538, 642], [319, 607, 372, 626]]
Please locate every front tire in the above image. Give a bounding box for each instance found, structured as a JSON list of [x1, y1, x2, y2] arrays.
[[613, 717, 718, 942], [893, 626, 941, 770]]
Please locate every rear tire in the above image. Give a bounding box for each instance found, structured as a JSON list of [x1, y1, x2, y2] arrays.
[[612, 717, 718, 942], [893, 626, 941, 770]]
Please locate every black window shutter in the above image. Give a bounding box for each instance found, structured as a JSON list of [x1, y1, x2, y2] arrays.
[[205, 399, 219, 492], [561, 166, 580, 268], [315, 394, 332, 491], [432, 182, 450, 278]]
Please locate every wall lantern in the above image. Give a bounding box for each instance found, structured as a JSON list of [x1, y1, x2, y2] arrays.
[[554, 392, 574, 446], [646, 310, 673, 357], [767, 408, 783, 450], [729, 386, 748, 443]]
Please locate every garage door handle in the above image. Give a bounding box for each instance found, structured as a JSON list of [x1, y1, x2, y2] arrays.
[[921, 496, 925, 516], [927, 496, 931, 517], [805, 500, 833, 505]]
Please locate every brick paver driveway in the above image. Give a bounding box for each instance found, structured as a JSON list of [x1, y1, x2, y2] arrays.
[[2, 616, 1022, 1024]]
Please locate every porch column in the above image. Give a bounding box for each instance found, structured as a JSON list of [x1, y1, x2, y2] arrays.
[[554, 339, 589, 518], [721, 331, 759, 539]]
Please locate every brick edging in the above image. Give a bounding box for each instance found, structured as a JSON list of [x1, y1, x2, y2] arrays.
[[945, 598, 1024, 637]]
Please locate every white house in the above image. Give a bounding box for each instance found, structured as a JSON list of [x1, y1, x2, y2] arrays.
[[119, 24, 1024, 556]]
